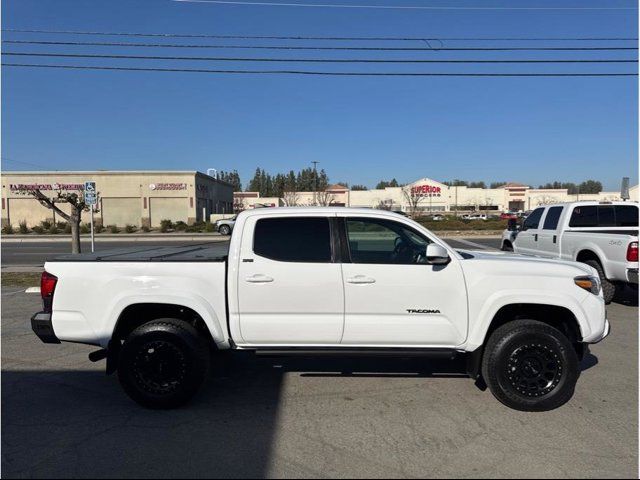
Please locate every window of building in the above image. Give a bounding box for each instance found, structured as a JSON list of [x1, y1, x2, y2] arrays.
[[253, 217, 331, 263], [345, 218, 432, 265]]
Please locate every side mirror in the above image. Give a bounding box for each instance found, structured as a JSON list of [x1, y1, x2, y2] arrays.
[[426, 244, 450, 265]]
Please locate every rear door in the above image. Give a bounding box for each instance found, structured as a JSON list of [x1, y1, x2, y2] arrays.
[[513, 207, 545, 255], [339, 216, 467, 347], [237, 214, 344, 345], [537, 206, 564, 257]]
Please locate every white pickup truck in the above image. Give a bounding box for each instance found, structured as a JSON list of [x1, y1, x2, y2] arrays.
[[32, 208, 609, 412], [501, 201, 638, 303]]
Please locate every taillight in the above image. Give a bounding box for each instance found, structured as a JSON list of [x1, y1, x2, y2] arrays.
[[40, 271, 58, 312], [627, 242, 638, 262]]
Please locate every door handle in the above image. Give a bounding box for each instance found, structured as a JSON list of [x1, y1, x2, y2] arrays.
[[245, 274, 274, 283], [347, 275, 376, 284], [534, 234, 538, 242], [553, 235, 557, 244]]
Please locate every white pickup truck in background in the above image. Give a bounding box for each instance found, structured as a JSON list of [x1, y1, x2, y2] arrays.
[[32, 208, 609, 412], [501, 201, 638, 303]]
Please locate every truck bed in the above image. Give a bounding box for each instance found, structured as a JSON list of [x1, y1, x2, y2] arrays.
[[49, 243, 229, 262]]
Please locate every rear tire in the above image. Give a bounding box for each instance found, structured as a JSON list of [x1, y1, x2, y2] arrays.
[[481, 319, 578, 412], [118, 318, 210, 409], [583, 259, 615, 304]]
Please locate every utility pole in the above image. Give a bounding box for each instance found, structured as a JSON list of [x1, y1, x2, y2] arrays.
[[312, 161, 320, 205]]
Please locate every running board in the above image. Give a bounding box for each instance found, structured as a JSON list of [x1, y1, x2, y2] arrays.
[[254, 347, 460, 358]]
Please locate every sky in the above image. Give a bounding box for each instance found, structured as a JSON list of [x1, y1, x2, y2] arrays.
[[1, 0, 638, 191]]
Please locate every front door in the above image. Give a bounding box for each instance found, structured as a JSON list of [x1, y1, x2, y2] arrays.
[[237, 214, 344, 345], [514, 207, 545, 255], [339, 216, 468, 347]]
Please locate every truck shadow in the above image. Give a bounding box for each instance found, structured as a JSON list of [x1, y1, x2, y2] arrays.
[[2, 349, 600, 478], [612, 284, 638, 306]]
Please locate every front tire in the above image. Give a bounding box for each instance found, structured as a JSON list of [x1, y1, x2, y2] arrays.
[[219, 225, 231, 235], [117, 318, 210, 409], [481, 320, 578, 412], [501, 241, 513, 252], [583, 259, 615, 304]]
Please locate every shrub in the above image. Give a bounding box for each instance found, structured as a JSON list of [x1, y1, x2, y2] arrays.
[[32, 225, 44, 234], [108, 225, 120, 234], [63, 223, 72, 234], [160, 219, 173, 233], [125, 224, 137, 233], [40, 220, 52, 230], [205, 222, 215, 233], [174, 221, 188, 231], [80, 223, 90, 234], [18, 220, 29, 234], [141, 225, 150, 233], [94, 224, 105, 233], [48, 224, 59, 234], [2, 224, 15, 234]]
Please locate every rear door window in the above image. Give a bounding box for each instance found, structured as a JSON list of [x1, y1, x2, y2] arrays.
[[542, 206, 564, 230], [253, 217, 332, 263]]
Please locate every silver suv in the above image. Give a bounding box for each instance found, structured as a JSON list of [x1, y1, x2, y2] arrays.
[[215, 216, 236, 235]]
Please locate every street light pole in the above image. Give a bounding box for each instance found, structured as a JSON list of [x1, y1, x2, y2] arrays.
[[312, 161, 319, 205]]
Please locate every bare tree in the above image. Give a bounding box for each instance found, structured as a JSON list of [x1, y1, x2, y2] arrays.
[[283, 190, 300, 207], [16, 186, 92, 254], [375, 198, 393, 211], [315, 190, 335, 207], [402, 186, 426, 218]]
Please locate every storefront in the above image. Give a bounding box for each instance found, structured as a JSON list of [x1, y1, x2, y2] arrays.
[[1, 171, 234, 228]]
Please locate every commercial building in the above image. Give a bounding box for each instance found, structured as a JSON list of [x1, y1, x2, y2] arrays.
[[1, 171, 234, 228], [235, 177, 639, 213]]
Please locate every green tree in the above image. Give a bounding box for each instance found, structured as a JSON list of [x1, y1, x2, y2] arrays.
[[351, 184, 368, 191], [578, 180, 603, 194], [218, 170, 242, 192], [490, 182, 507, 189], [375, 178, 399, 189]]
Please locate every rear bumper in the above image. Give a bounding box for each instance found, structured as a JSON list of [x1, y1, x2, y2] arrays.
[[31, 312, 60, 344], [627, 268, 638, 284]]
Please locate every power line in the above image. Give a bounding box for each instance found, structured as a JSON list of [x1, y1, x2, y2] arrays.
[[3, 52, 637, 64], [172, 0, 638, 10], [3, 40, 638, 51], [3, 29, 637, 41], [3, 63, 637, 76]]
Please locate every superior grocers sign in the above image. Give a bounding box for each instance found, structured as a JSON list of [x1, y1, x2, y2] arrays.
[[410, 185, 442, 197]]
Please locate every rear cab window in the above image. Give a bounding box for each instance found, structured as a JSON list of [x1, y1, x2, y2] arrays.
[[569, 204, 639, 228], [253, 217, 332, 262]]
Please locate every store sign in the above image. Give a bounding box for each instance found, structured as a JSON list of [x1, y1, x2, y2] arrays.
[[410, 184, 442, 197], [9, 183, 84, 191], [149, 183, 187, 191]]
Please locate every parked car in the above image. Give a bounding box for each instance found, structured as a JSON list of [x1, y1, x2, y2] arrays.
[[32, 207, 609, 411], [431, 214, 445, 221], [501, 201, 638, 303], [500, 212, 519, 220], [215, 215, 236, 235], [468, 213, 488, 221]]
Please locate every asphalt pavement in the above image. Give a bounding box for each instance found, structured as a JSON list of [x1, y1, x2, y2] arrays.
[[1, 237, 501, 268], [1, 285, 637, 478]]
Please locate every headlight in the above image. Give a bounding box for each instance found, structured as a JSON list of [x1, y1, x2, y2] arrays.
[[574, 275, 601, 295]]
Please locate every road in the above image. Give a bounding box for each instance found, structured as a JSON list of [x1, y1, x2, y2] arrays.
[[1, 286, 637, 478], [1, 237, 501, 267]]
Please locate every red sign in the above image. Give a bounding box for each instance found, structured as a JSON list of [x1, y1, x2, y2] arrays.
[[411, 185, 442, 197]]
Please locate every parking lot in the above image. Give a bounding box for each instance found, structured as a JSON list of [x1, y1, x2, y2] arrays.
[[2, 275, 637, 478]]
